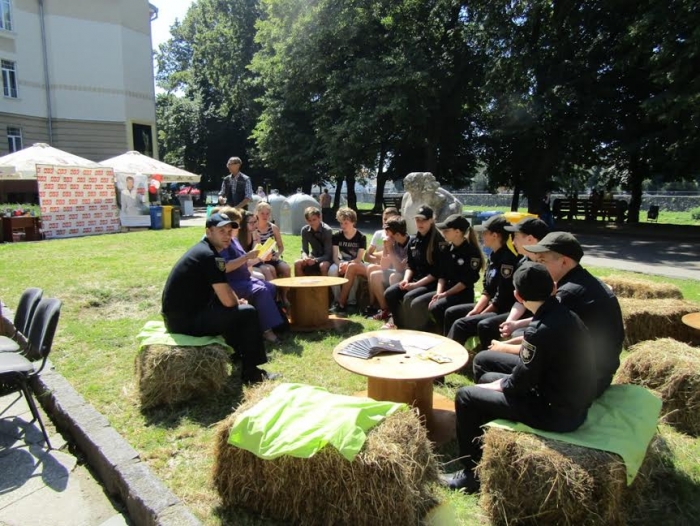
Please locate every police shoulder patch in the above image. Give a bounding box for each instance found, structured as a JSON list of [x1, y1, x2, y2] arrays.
[[501, 264, 514, 278], [520, 340, 537, 364], [470, 257, 481, 270], [215, 257, 226, 272]]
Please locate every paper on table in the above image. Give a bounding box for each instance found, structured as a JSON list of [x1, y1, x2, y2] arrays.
[[404, 334, 443, 350]]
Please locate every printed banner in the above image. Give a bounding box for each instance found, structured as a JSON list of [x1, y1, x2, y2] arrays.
[[115, 172, 150, 227], [37, 164, 120, 239]]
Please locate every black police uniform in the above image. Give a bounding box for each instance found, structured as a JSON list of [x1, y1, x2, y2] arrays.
[[455, 297, 596, 473], [428, 241, 483, 334], [474, 265, 624, 396], [161, 238, 267, 373], [475, 255, 533, 349], [384, 226, 441, 329], [444, 245, 518, 341]]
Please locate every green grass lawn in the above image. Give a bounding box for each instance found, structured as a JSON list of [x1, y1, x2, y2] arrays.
[[1, 227, 699, 525]]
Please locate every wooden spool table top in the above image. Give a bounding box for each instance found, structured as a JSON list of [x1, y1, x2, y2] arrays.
[[271, 276, 348, 288], [681, 312, 700, 331], [333, 329, 469, 381]]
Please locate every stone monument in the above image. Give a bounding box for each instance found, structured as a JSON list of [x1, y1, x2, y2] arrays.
[[400, 172, 463, 234]]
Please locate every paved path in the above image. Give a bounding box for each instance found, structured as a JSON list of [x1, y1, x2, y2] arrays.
[[0, 394, 128, 526]]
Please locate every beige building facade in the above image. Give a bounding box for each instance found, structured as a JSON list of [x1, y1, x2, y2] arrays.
[[0, 0, 158, 162]]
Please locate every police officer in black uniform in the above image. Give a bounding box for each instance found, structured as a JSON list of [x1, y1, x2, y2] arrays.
[[444, 214, 518, 341], [441, 262, 596, 492], [475, 217, 549, 349], [383, 205, 442, 330], [428, 214, 485, 333], [473, 232, 624, 397], [161, 212, 277, 385]]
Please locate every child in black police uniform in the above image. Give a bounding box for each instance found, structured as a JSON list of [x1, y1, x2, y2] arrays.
[[441, 261, 596, 493], [428, 214, 485, 333], [443, 214, 518, 340], [382, 205, 443, 330]]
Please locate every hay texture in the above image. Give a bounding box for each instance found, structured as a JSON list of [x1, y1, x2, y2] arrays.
[[478, 428, 641, 525], [135, 344, 231, 409], [212, 382, 439, 525], [615, 338, 700, 436], [619, 298, 700, 347], [601, 275, 683, 300]]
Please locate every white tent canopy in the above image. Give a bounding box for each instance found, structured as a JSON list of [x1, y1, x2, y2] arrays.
[[0, 143, 102, 180], [100, 151, 201, 183]]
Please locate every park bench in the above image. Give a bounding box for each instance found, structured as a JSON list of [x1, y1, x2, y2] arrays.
[[382, 195, 403, 210], [553, 198, 627, 223]]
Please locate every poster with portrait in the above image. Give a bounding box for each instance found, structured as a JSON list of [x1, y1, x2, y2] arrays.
[[115, 172, 150, 227]]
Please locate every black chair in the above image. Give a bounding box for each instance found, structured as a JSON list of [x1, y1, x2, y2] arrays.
[[0, 288, 43, 353], [647, 205, 659, 222], [0, 298, 62, 449]]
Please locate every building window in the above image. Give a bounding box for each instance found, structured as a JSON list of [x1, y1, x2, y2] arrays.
[[7, 126, 21, 152], [2, 59, 17, 98], [1, 0, 12, 31]]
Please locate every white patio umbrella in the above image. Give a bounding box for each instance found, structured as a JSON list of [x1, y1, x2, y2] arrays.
[[0, 143, 102, 180], [99, 151, 201, 183]]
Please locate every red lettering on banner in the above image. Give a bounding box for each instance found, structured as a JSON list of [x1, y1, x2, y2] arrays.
[[43, 183, 54, 190], [56, 229, 65, 235], [68, 199, 78, 205], [74, 191, 84, 198], [77, 177, 86, 183], [95, 184, 104, 190], [88, 177, 97, 183], [48, 223, 59, 229], [100, 219, 108, 225], [49, 191, 59, 198], [89, 205, 97, 211], [57, 184, 67, 190], [69, 229, 79, 234], [95, 226, 104, 233], [57, 168, 67, 175], [68, 214, 78, 220], [50, 176, 60, 182], [83, 227, 93, 234], [76, 221, 85, 227], [55, 214, 65, 220], [87, 191, 97, 197], [49, 207, 59, 213], [56, 199, 65, 205], [70, 169, 79, 175]]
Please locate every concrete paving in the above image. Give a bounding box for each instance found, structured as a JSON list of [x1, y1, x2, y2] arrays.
[[0, 393, 128, 526]]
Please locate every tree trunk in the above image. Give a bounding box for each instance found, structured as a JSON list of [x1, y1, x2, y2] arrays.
[[373, 145, 388, 212], [510, 184, 521, 211], [333, 175, 343, 209], [626, 153, 646, 224], [346, 173, 357, 210]]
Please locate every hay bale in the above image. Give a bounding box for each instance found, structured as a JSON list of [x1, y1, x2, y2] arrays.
[[477, 428, 644, 525], [619, 298, 700, 347], [212, 383, 440, 525], [615, 338, 700, 436], [135, 344, 231, 409], [601, 275, 683, 300]]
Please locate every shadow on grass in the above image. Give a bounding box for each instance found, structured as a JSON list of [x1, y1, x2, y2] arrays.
[[212, 505, 286, 526], [627, 433, 700, 525], [140, 376, 249, 429]]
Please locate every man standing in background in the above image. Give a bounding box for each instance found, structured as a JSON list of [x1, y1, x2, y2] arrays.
[[219, 157, 253, 209]]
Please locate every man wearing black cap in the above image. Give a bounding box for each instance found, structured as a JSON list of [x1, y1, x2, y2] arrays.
[[161, 212, 276, 385], [443, 214, 518, 342], [474, 232, 624, 397], [474, 217, 549, 350], [441, 262, 596, 492]]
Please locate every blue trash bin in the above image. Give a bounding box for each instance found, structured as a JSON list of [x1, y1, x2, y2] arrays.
[[149, 205, 163, 230]]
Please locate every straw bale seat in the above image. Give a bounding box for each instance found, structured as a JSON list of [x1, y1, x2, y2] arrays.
[[478, 428, 653, 525], [615, 338, 700, 436], [619, 298, 700, 346], [601, 275, 683, 300], [212, 383, 439, 525], [135, 343, 231, 409]]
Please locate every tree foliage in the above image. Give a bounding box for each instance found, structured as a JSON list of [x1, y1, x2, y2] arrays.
[[155, 0, 700, 220]]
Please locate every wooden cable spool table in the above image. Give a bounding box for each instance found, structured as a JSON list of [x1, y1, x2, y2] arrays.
[[681, 312, 700, 331], [270, 276, 348, 331], [333, 329, 469, 444]]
